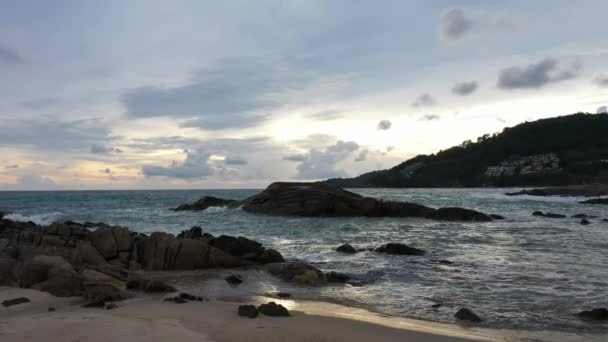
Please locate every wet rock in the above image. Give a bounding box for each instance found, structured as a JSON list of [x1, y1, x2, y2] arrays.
[[580, 198, 608, 205], [258, 302, 290, 317], [489, 214, 505, 220], [84, 283, 130, 306], [576, 308, 608, 320], [48, 307, 56, 311], [426, 207, 492, 222], [254, 248, 285, 264], [375, 243, 425, 256], [179, 292, 204, 301], [163, 297, 188, 304], [326, 271, 350, 283], [336, 244, 357, 254], [431, 303, 442, 309], [210, 235, 264, 258], [238, 304, 259, 318], [173, 196, 237, 211], [2, 297, 30, 307], [225, 274, 244, 286], [572, 214, 597, 219], [265, 262, 326, 285], [126, 278, 176, 293], [580, 218, 591, 225], [438, 260, 454, 265], [177, 226, 203, 239], [105, 303, 118, 310], [454, 308, 482, 322], [532, 211, 566, 218]]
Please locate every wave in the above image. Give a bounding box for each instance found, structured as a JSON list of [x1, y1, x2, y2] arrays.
[[3, 212, 65, 226]]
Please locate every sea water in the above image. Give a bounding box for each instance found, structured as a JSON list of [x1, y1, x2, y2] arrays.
[[1, 188, 607, 335]]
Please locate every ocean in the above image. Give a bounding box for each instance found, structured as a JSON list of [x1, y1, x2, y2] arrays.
[[1, 188, 607, 335]]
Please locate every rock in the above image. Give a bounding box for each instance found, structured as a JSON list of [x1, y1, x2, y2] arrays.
[[580, 198, 608, 205], [105, 303, 118, 310], [236, 182, 435, 217], [489, 214, 505, 220], [454, 308, 482, 322], [572, 214, 597, 219], [238, 304, 259, 318], [179, 293, 203, 301], [580, 218, 591, 225], [506, 186, 608, 198], [84, 283, 130, 306], [2, 297, 30, 307], [177, 226, 203, 239], [326, 271, 350, 283], [126, 278, 176, 293], [73, 242, 108, 267], [254, 249, 285, 264], [604, 219, 608, 223], [431, 304, 442, 309], [375, 243, 425, 256], [48, 307, 56, 311], [438, 260, 454, 265], [163, 297, 188, 304], [426, 208, 492, 222], [277, 292, 292, 298], [40, 266, 84, 297], [210, 235, 264, 258], [532, 211, 566, 218], [576, 308, 608, 320], [18, 255, 83, 297], [90, 227, 131, 260], [173, 196, 237, 211], [225, 274, 244, 286], [265, 262, 326, 285], [0, 257, 18, 286], [336, 244, 357, 254], [258, 302, 290, 317]]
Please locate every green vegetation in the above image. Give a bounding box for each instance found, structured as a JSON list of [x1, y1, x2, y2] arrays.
[[326, 113, 608, 187]]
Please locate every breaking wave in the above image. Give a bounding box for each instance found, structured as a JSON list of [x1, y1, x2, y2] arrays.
[[3, 212, 65, 226]]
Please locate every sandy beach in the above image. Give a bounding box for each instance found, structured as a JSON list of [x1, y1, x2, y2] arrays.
[[0, 287, 497, 342]]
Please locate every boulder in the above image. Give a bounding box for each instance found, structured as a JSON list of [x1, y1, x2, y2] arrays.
[[258, 302, 290, 317], [179, 293, 204, 301], [265, 262, 326, 285], [84, 283, 130, 306], [580, 218, 591, 225], [173, 196, 237, 211], [489, 214, 505, 220], [90, 227, 131, 260], [532, 211, 566, 218], [576, 308, 608, 320], [238, 304, 259, 318], [336, 244, 357, 254], [210, 235, 264, 258], [0, 257, 18, 286], [225, 274, 244, 286], [73, 241, 108, 267], [177, 226, 203, 239], [254, 249, 285, 264], [2, 297, 30, 307], [425, 207, 492, 222], [39, 266, 84, 297], [580, 198, 608, 205], [18, 255, 74, 288], [326, 271, 350, 283], [454, 308, 482, 322], [572, 214, 597, 219], [163, 296, 188, 304], [375, 243, 425, 256]]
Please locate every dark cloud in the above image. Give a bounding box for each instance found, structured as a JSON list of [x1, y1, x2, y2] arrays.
[[283, 154, 309, 162], [497, 58, 580, 90], [452, 81, 478, 96], [420, 114, 440, 121], [142, 150, 214, 179], [91, 145, 123, 154], [376, 120, 392, 130], [0, 118, 111, 151], [305, 109, 344, 121], [0, 45, 24, 65], [594, 75, 608, 88], [4, 164, 19, 169], [412, 93, 437, 107], [354, 149, 368, 162], [294, 140, 360, 179], [598, 106, 607, 114], [439, 8, 473, 41], [224, 156, 248, 165]]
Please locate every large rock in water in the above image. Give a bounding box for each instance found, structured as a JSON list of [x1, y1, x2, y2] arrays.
[[425, 207, 492, 222], [580, 198, 608, 205], [236, 182, 435, 217], [173, 196, 237, 211]]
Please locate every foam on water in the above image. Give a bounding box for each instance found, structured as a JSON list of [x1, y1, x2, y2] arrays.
[[3, 211, 65, 225]]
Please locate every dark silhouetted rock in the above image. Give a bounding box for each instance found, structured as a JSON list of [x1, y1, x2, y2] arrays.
[[126, 278, 176, 293], [225, 274, 244, 286], [210, 235, 263, 257], [455, 308, 482, 322], [177, 226, 203, 239], [572, 214, 598, 219], [431, 303, 442, 309], [375, 243, 425, 256], [489, 214, 505, 220], [173, 196, 237, 211], [336, 244, 357, 254], [48, 307, 56, 311], [265, 262, 326, 285], [580, 218, 591, 225], [580, 198, 608, 205], [163, 297, 187, 304], [238, 304, 259, 318], [532, 211, 566, 218], [258, 302, 290, 317], [84, 283, 130, 306], [105, 303, 118, 310], [426, 207, 492, 222], [438, 260, 454, 265], [0, 257, 18, 286], [326, 271, 350, 283], [254, 249, 285, 264], [90, 227, 131, 260], [179, 293, 200, 301], [2, 297, 30, 307], [576, 308, 608, 320], [277, 292, 292, 298]]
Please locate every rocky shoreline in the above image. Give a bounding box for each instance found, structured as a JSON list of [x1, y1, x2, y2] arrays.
[[505, 184, 608, 198]]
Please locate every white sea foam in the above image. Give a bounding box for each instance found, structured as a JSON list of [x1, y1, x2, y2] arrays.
[[203, 206, 230, 213], [3, 212, 65, 225]]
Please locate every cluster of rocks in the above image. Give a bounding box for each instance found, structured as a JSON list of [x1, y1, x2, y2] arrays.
[[174, 182, 499, 221], [532, 211, 608, 225], [336, 242, 425, 256], [238, 302, 290, 318]]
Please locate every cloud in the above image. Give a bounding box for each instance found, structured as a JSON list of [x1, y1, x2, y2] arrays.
[[594, 75, 608, 88], [283, 154, 309, 162], [420, 114, 440, 121], [598, 106, 608, 114], [293, 140, 360, 179], [412, 93, 437, 107], [0, 118, 111, 151], [376, 120, 392, 130], [91, 145, 123, 154], [439, 8, 474, 41], [4, 164, 19, 169], [142, 150, 214, 179], [304, 109, 344, 121], [224, 156, 248, 165], [452, 81, 478, 96], [354, 149, 368, 162], [0, 45, 24, 65], [497, 58, 580, 90]]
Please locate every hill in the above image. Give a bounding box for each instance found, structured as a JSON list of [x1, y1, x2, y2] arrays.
[[326, 113, 608, 188]]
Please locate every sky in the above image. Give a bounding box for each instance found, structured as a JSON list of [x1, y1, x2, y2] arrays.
[[1, 0, 608, 190]]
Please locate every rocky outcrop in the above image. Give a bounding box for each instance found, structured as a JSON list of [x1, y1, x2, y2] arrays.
[[126, 278, 176, 293], [238, 304, 259, 318], [532, 211, 566, 218], [265, 262, 326, 285], [336, 244, 357, 254], [454, 308, 482, 322], [375, 243, 425, 256], [425, 208, 492, 222], [576, 308, 608, 320], [2, 297, 30, 307], [258, 302, 290, 317], [580, 198, 608, 205], [173, 196, 237, 211], [506, 185, 608, 198]]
